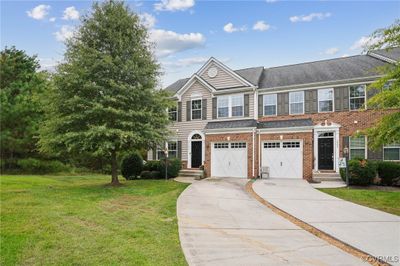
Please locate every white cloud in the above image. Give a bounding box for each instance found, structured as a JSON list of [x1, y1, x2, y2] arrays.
[[49, 17, 56, 22], [154, 0, 195, 11], [27, 4, 50, 20], [350, 36, 381, 50], [54, 25, 74, 42], [323, 47, 339, 55], [223, 23, 247, 33], [39, 57, 59, 72], [62, 6, 79, 20], [253, 21, 270, 31], [164, 57, 208, 67], [289, 12, 331, 23], [140, 13, 156, 28], [149, 29, 205, 57]]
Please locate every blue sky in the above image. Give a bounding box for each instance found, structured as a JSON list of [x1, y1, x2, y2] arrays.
[[1, 0, 399, 87]]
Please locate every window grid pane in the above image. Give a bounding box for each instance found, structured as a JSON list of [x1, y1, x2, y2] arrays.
[[290, 102, 303, 114], [264, 105, 276, 116], [349, 136, 366, 159], [191, 99, 202, 120], [384, 147, 400, 161], [289, 91, 304, 114]]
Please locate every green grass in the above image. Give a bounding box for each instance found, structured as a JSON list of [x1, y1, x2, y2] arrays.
[[0, 175, 189, 266], [319, 187, 400, 216]]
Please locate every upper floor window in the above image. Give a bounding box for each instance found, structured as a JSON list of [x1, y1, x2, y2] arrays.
[[191, 99, 202, 120], [289, 91, 304, 115], [349, 85, 366, 110], [349, 136, 366, 159], [384, 144, 400, 161], [217, 94, 244, 118], [168, 105, 177, 121], [318, 88, 333, 112], [263, 94, 277, 116]]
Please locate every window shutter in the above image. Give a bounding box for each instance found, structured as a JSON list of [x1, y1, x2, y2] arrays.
[[342, 136, 349, 157], [334, 87, 342, 111], [177, 102, 182, 122], [305, 90, 311, 113], [278, 93, 289, 115], [368, 146, 383, 160], [177, 141, 182, 160], [152, 146, 157, 160], [258, 94, 263, 117], [343, 87, 349, 111], [202, 99, 207, 120], [367, 87, 379, 101], [186, 100, 191, 121], [212, 98, 217, 119], [244, 94, 249, 117], [311, 90, 318, 113]]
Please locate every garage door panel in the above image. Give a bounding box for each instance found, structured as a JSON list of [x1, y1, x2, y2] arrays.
[[211, 142, 247, 178]]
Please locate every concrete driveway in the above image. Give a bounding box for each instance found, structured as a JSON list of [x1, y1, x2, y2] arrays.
[[253, 179, 400, 266], [177, 178, 368, 265]]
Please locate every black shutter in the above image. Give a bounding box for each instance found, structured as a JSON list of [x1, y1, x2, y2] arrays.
[[186, 100, 191, 121], [212, 97, 217, 119], [258, 94, 263, 117], [342, 136, 349, 157], [278, 93, 289, 115], [202, 99, 207, 120], [178, 102, 182, 122], [311, 90, 318, 113], [343, 87, 349, 111], [152, 146, 157, 160], [305, 90, 312, 113], [368, 146, 383, 160], [244, 94, 249, 117], [334, 87, 342, 112], [177, 141, 182, 160]]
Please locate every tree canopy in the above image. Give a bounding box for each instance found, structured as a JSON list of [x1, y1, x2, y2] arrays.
[[38, 1, 172, 184]]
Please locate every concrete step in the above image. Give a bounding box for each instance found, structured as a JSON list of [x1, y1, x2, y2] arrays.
[[178, 175, 203, 181], [312, 171, 342, 182], [178, 169, 204, 179]]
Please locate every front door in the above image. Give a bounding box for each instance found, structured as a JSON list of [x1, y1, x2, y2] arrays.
[[318, 138, 334, 170], [191, 141, 202, 168]]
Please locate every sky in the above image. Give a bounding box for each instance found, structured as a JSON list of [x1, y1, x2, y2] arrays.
[[1, 0, 399, 87]]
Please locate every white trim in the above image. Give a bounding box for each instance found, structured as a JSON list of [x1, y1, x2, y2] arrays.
[[289, 91, 305, 115], [349, 84, 367, 111], [263, 94, 277, 116], [258, 127, 313, 134], [313, 122, 341, 172], [196, 57, 255, 88], [187, 130, 205, 168], [383, 144, 400, 161], [348, 135, 367, 160], [175, 74, 215, 100], [317, 88, 334, 113], [254, 90, 258, 120], [213, 87, 256, 95], [216, 93, 244, 119], [190, 98, 202, 120], [258, 76, 382, 92], [367, 52, 398, 64], [205, 128, 256, 134]]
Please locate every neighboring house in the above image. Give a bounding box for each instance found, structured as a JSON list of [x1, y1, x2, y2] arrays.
[[148, 48, 400, 180]]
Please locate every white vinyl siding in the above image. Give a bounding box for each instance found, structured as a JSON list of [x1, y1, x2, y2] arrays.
[[349, 136, 366, 159], [217, 94, 244, 118], [383, 144, 400, 161], [289, 91, 304, 115], [263, 94, 277, 116], [349, 85, 366, 110], [318, 88, 333, 112], [200, 62, 244, 89]]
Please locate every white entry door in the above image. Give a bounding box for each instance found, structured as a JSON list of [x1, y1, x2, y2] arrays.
[[262, 141, 303, 178], [211, 142, 247, 178]]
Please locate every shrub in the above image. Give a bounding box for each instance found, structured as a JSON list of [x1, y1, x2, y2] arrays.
[[159, 158, 182, 178], [340, 159, 376, 186], [121, 152, 143, 180], [140, 170, 161, 179], [17, 158, 71, 174], [143, 160, 162, 172], [377, 161, 400, 186]]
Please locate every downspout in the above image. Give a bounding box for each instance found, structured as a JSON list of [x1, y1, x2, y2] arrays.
[[252, 128, 255, 178], [258, 129, 261, 178]]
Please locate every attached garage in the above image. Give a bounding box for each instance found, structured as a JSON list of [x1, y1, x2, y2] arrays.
[[211, 142, 248, 178], [262, 140, 303, 179]]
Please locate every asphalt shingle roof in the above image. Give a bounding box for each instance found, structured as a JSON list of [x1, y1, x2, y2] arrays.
[[258, 119, 313, 129], [205, 119, 257, 130], [369, 47, 400, 62], [234, 67, 264, 86]]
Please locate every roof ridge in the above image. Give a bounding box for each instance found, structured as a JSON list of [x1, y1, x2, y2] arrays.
[[235, 66, 264, 71]]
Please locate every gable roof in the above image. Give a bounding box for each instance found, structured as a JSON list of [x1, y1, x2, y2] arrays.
[[368, 47, 400, 63]]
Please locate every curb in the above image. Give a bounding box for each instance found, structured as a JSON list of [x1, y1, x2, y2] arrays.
[[245, 180, 391, 266]]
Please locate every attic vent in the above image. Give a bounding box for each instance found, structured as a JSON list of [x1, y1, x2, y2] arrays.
[[207, 67, 218, 78]]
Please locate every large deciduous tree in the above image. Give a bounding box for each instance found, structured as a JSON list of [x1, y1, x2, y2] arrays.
[[364, 20, 400, 148], [39, 1, 171, 184], [0, 46, 48, 169]]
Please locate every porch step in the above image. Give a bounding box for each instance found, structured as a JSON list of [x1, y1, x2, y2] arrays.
[[178, 169, 204, 180], [312, 171, 342, 182]]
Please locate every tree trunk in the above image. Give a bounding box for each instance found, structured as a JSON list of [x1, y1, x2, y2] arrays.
[[111, 150, 120, 185]]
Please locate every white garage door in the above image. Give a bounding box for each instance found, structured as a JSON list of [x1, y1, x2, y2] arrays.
[[211, 142, 247, 178], [262, 141, 303, 179]]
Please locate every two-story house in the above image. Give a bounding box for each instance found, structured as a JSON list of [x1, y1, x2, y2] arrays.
[[148, 48, 400, 180]]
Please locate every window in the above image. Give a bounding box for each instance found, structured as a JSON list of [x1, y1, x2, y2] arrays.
[[318, 88, 333, 112], [214, 143, 229, 149], [349, 136, 366, 159], [231, 95, 244, 117], [264, 142, 280, 148], [384, 144, 400, 161], [231, 142, 246, 148], [191, 99, 202, 120], [217, 94, 244, 118], [263, 94, 277, 116], [157, 141, 177, 159], [217, 96, 229, 118], [282, 141, 300, 148], [349, 85, 366, 110], [289, 91, 304, 115], [168, 106, 177, 121]]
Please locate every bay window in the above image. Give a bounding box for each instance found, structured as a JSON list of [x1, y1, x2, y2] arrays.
[[349, 85, 366, 110], [263, 94, 277, 116], [318, 88, 333, 112], [289, 91, 304, 115]]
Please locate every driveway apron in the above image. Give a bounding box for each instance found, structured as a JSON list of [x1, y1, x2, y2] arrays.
[[177, 178, 368, 266]]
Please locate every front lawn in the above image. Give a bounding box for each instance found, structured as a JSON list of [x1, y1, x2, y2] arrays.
[[319, 187, 400, 216], [0, 175, 189, 266]]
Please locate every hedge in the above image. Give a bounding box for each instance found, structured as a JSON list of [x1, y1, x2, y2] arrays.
[[377, 161, 400, 186], [340, 159, 376, 186]]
